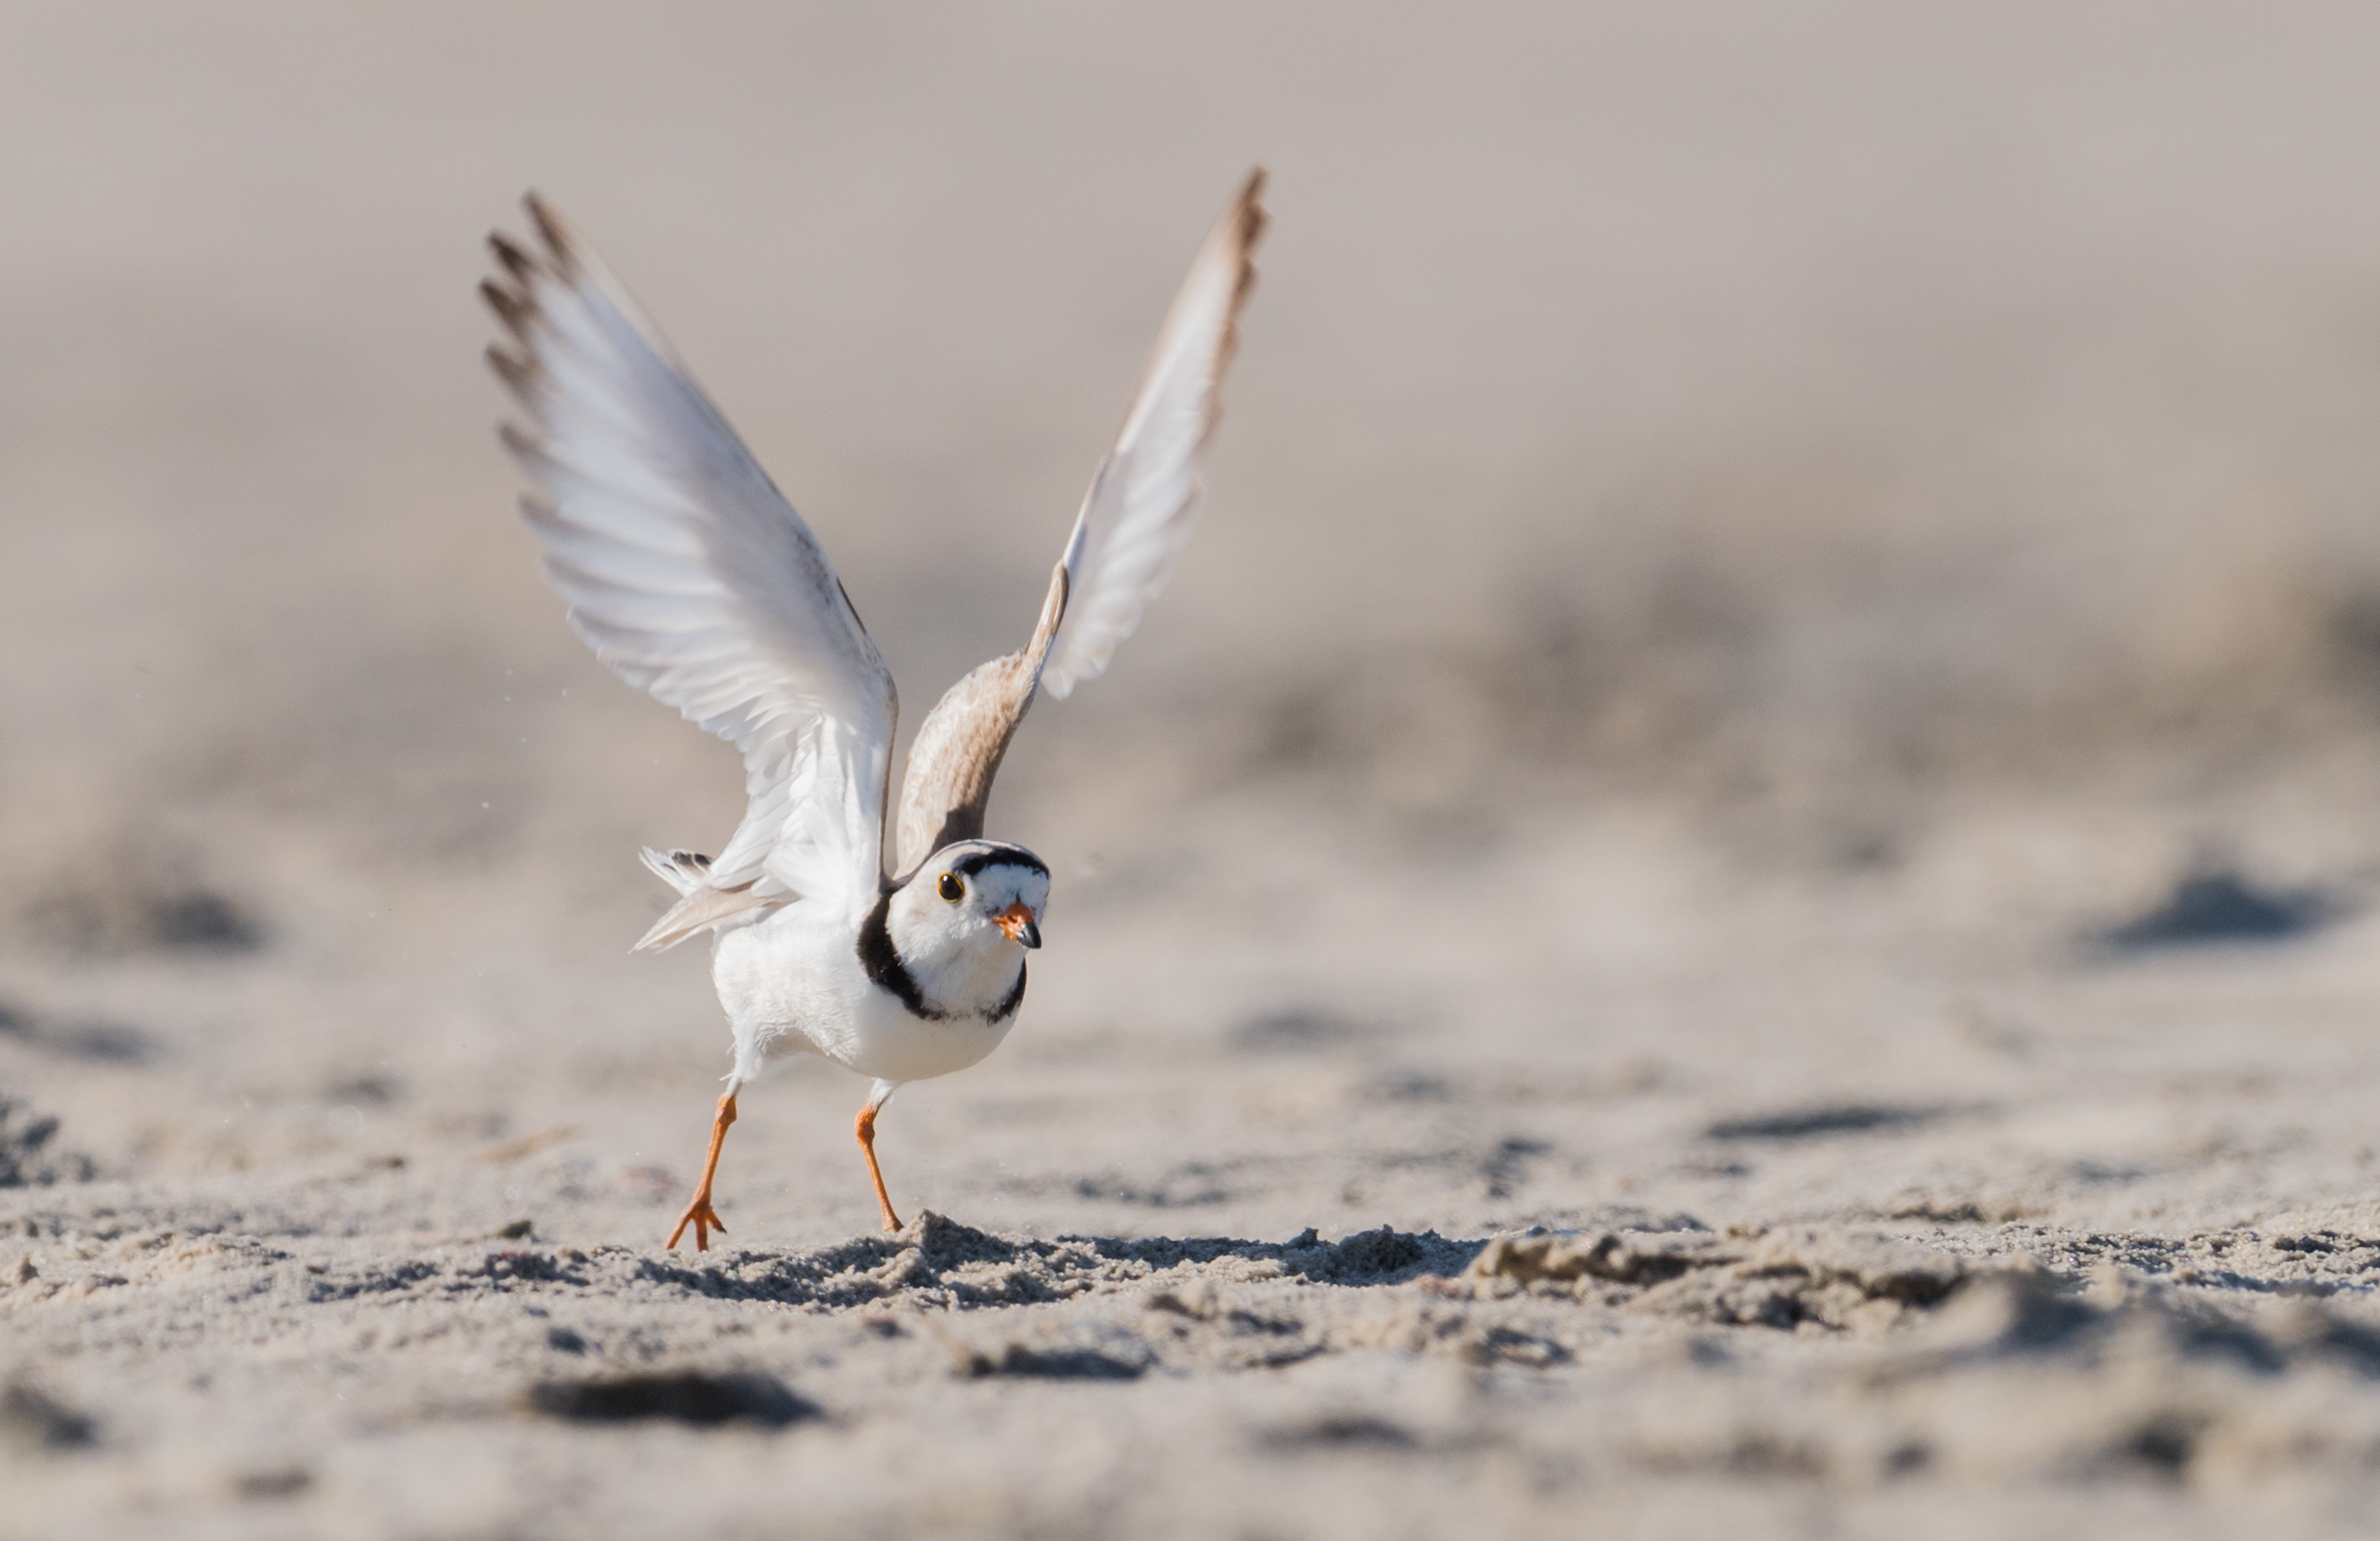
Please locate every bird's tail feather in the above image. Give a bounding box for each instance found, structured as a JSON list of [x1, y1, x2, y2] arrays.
[[632, 848, 776, 952], [639, 847, 714, 895]]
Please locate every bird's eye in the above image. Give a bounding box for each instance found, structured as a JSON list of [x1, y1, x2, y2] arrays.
[[937, 872, 964, 903]]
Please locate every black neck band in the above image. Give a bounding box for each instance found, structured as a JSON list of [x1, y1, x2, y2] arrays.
[[857, 890, 1026, 1024]]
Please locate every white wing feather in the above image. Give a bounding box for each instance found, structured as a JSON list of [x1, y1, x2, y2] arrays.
[[1039, 169, 1266, 700], [485, 197, 896, 924]]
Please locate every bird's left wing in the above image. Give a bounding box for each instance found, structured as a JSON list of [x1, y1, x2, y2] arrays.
[[891, 170, 1266, 877], [485, 195, 898, 935]]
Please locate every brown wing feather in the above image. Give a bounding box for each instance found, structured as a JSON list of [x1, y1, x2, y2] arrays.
[[891, 562, 1069, 879]]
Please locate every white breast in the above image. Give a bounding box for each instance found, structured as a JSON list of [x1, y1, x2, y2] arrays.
[[710, 906, 1019, 1084]]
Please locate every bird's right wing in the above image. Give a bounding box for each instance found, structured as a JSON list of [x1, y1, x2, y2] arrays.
[[484, 195, 897, 944], [1038, 167, 1266, 700], [890, 171, 1266, 876]]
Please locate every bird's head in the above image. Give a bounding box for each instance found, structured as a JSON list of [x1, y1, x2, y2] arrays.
[[882, 841, 1050, 1015]]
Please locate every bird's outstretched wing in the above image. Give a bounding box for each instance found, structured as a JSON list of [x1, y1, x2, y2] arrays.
[[1045, 168, 1266, 700], [484, 195, 897, 947], [892, 170, 1266, 877]]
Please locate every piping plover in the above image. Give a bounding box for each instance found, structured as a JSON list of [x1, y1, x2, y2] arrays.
[[484, 172, 1265, 1246]]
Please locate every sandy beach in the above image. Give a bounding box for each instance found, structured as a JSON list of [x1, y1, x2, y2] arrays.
[[14, 5, 2380, 1536]]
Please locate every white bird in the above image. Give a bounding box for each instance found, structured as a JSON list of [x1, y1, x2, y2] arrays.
[[483, 172, 1266, 1247]]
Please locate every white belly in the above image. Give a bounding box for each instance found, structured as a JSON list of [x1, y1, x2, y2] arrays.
[[710, 906, 1018, 1084]]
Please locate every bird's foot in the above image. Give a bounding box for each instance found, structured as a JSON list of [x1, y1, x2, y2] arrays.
[[666, 1191, 727, 1251]]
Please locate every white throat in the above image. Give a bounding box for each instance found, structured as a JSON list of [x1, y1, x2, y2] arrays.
[[886, 901, 1025, 1017], [865, 845, 1049, 1020]]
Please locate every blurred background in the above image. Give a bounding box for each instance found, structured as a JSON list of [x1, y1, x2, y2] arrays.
[[8, 1, 2380, 1231]]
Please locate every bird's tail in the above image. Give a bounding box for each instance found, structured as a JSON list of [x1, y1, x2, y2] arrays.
[[639, 847, 714, 896], [632, 848, 775, 952]]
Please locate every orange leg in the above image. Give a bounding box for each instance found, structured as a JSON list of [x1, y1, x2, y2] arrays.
[[855, 1100, 903, 1233], [665, 1091, 738, 1250]]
